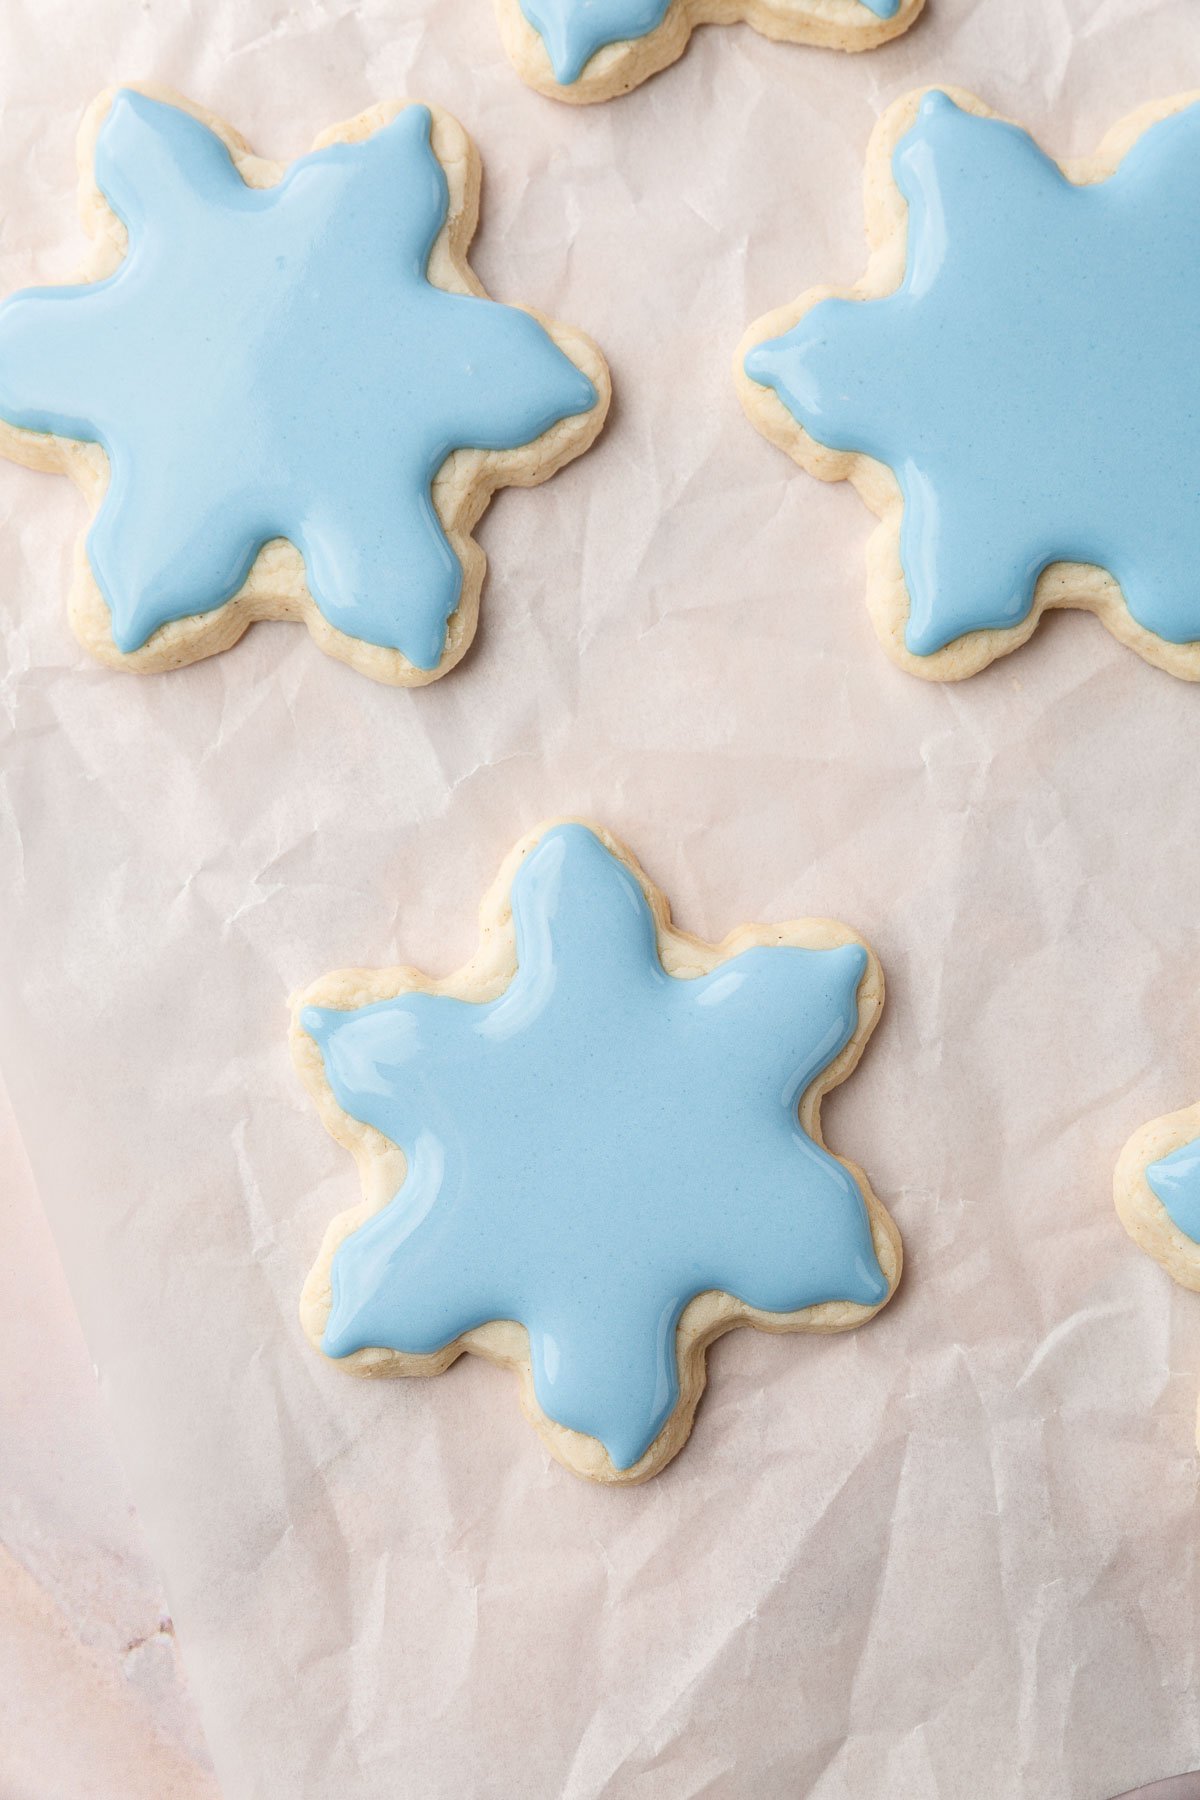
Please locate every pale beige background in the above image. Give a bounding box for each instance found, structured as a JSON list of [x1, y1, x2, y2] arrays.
[[0, 1080, 216, 1799], [1, 0, 1199, 1796]]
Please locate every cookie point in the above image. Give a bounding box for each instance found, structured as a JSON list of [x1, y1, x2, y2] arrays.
[[385, 102, 433, 151], [405, 625, 446, 674], [320, 1315, 353, 1360], [106, 86, 167, 132], [573, 369, 599, 415], [902, 614, 944, 658], [300, 1004, 333, 1044], [919, 89, 956, 122], [542, 819, 602, 850], [856, 1257, 890, 1307], [109, 620, 143, 656], [1147, 1141, 1200, 1243], [743, 340, 773, 384], [836, 940, 869, 983]]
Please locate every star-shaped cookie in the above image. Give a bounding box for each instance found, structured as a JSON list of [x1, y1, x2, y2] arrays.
[[0, 87, 609, 683], [737, 88, 1200, 681], [293, 821, 901, 1483], [1116, 1099, 1200, 1447], [495, 0, 924, 105]]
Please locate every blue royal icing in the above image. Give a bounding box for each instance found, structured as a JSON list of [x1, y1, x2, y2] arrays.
[[0, 91, 597, 668], [1147, 1139, 1200, 1244], [744, 90, 1200, 658], [521, 0, 900, 86], [303, 824, 888, 1471]]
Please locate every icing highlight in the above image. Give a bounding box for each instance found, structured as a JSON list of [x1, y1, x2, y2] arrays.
[[0, 91, 597, 668], [1147, 1140, 1200, 1244], [303, 824, 887, 1471], [521, 0, 899, 85], [744, 90, 1200, 657]]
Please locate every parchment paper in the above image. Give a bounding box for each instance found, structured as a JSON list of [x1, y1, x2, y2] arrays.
[[1, 1, 1199, 1794]]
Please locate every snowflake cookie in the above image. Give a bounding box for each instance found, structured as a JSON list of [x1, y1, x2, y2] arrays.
[[0, 87, 609, 683], [1115, 1099, 1200, 1446], [495, 0, 924, 105], [737, 88, 1200, 681], [292, 820, 901, 1483]]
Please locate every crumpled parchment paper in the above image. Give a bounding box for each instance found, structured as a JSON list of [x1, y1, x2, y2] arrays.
[[1, 0, 1199, 1794], [0, 1072, 218, 1797]]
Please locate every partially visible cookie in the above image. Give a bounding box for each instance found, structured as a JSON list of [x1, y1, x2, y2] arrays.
[[1115, 1100, 1200, 1449], [0, 87, 609, 683], [1116, 1102, 1200, 1297], [495, 0, 924, 104], [737, 87, 1200, 681], [292, 819, 901, 1484]]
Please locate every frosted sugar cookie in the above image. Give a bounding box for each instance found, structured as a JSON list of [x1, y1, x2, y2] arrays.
[[1116, 1102, 1200, 1296], [1115, 1099, 1200, 1447], [0, 87, 609, 683], [737, 88, 1200, 681], [293, 821, 901, 1483], [496, 0, 924, 105]]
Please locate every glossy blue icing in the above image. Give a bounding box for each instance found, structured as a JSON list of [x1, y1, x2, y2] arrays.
[[522, 0, 670, 82], [1147, 1139, 1200, 1244], [303, 824, 887, 1471], [521, 0, 899, 85], [744, 90, 1200, 657], [0, 91, 596, 667]]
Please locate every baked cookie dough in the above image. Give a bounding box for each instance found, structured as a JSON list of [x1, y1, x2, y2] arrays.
[[0, 87, 609, 683], [1115, 1099, 1200, 1447], [737, 87, 1200, 681], [293, 820, 901, 1484], [495, 0, 924, 105]]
